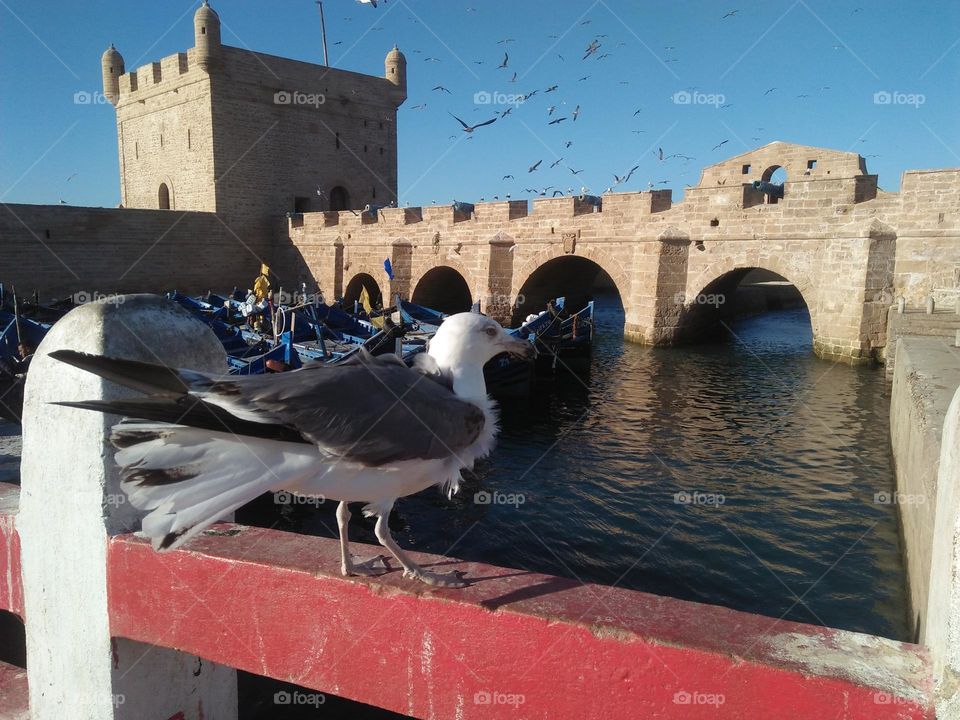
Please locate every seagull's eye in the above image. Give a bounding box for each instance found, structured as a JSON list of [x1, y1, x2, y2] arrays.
[[484, 327, 497, 337]]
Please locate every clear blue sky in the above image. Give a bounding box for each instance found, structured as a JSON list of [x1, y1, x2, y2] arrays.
[[1, 0, 958, 208]]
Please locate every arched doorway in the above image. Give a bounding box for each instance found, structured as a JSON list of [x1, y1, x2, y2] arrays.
[[412, 266, 472, 314], [760, 166, 787, 204], [329, 186, 349, 211], [678, 267, 809, 344], [512, 255, 623, 328], [158, 183, 171, 209], [343, 273, 382, 310]]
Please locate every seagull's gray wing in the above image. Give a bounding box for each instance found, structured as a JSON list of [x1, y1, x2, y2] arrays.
[[197, 352, 484, 466]]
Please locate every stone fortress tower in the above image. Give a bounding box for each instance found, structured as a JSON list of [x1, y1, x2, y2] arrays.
[[101, 1, 406, 238]]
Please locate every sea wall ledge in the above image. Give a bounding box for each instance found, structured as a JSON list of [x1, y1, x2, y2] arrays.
[[0, 483, 938, 719]]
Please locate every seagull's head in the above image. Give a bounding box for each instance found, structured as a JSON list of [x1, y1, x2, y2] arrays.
[[429, 313, 534, 371]]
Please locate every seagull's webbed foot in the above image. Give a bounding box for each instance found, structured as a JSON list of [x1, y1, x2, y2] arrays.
[[342, 554, 389, 578], [373, 511, 468, 588], [402, 566, 468, 588]]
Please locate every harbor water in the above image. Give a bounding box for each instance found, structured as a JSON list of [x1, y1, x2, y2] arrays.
[[241, 297, 909, 642]]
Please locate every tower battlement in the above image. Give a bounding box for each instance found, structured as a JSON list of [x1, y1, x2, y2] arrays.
[[101, 1, 406, 236]]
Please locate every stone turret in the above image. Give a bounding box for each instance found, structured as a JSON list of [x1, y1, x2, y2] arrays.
[[101, 44, 124, 106], [385, 45, 407, 106], [194, 0, 221, 72]]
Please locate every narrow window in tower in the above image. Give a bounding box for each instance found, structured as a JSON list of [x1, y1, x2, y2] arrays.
[[380, 147, 384, 155], [372, 186, 376, 199], [363, 120, 368, 128], [364, 145, 368, 152], [187, 129, 191, 150], [201, 26, 206, 35], [379, 122, 383, 130], [135, 142, 139, 160], [160, 134, 164, 149], [335, 133, 340, 149]]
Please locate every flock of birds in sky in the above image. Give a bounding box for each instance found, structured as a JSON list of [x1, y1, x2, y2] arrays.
[[341, 1, 886, 206]]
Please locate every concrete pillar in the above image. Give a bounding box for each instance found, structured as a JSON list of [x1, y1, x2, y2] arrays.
[[17, 294, 238, 720], [926, 385, 960, 717]]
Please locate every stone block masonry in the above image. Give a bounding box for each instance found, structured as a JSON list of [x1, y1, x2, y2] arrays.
[[278, 142, 960, 364]]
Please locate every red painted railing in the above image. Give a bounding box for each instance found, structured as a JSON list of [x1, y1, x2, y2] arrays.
[[0, 482, 937, 718]]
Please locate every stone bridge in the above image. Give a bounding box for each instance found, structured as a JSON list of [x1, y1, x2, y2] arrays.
[[279, 142, 960, 363]]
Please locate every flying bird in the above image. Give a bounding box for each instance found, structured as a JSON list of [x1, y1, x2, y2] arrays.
[[432, 85, 451, 94], [357, 0, 382, 6], [583, 39, 601, 60], [51, 316, 533, 588], [711, 140, 729, 151], [550, 158, 564, 168], [498, 52, 509, 69], [502, 174, 514, 180], [569, 167, 583, 175], [764, 87, 776, 95], [564, 140, 573, 148], [722, 9, 738, 18], [572, 105, 581, 121], [548, 117, 567, 125], [578, 75, 590, 82], [545, 85, 558, 93], [528, 159, 543, 172], [450, 112, 497, 133]]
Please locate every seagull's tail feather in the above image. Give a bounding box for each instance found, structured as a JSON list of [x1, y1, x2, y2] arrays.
[[112, 422, 319, 551], [48, 349, 200, 396]]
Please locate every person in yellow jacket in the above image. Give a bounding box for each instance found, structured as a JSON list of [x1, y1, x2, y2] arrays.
[[253, 263, 271, 303], [249, 263, 271, 330]]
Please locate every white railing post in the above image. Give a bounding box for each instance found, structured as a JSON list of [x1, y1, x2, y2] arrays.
[[17, 294, 238, 719], [927, 384, 960, 718]]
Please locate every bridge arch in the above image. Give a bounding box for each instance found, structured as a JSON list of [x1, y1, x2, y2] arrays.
[[342, 272, 384, 310], [411, 265, 472, 314], [511, 247, 627, 325], [679, 262, 814, 343]]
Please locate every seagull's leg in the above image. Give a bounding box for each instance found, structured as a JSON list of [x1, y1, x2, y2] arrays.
[[373, 511, 467, 588], [337, 501, 387, 577]]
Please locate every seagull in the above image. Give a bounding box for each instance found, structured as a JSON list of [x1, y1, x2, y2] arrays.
[[572, 105, 581, 121], [545, 85, 558, 93], [528, 159, 542, 172], [357, 0, 381, 6], [499, 107, 514, 118], [51, 315, 534, 588], [498, 52, 509, 69], [502, 174, 514, 180], [569, 167, 583, 175], [583, 39, 601, 60], [722, 9, 738, 18], [432, 85, 451, 94], [450, 112, 497, 133], [550, 158, 564, 168], [548, 117, 567, 125], [763, 87, 776, 95], [711, 140, 729, 151], [564, 141, 573, 148]]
